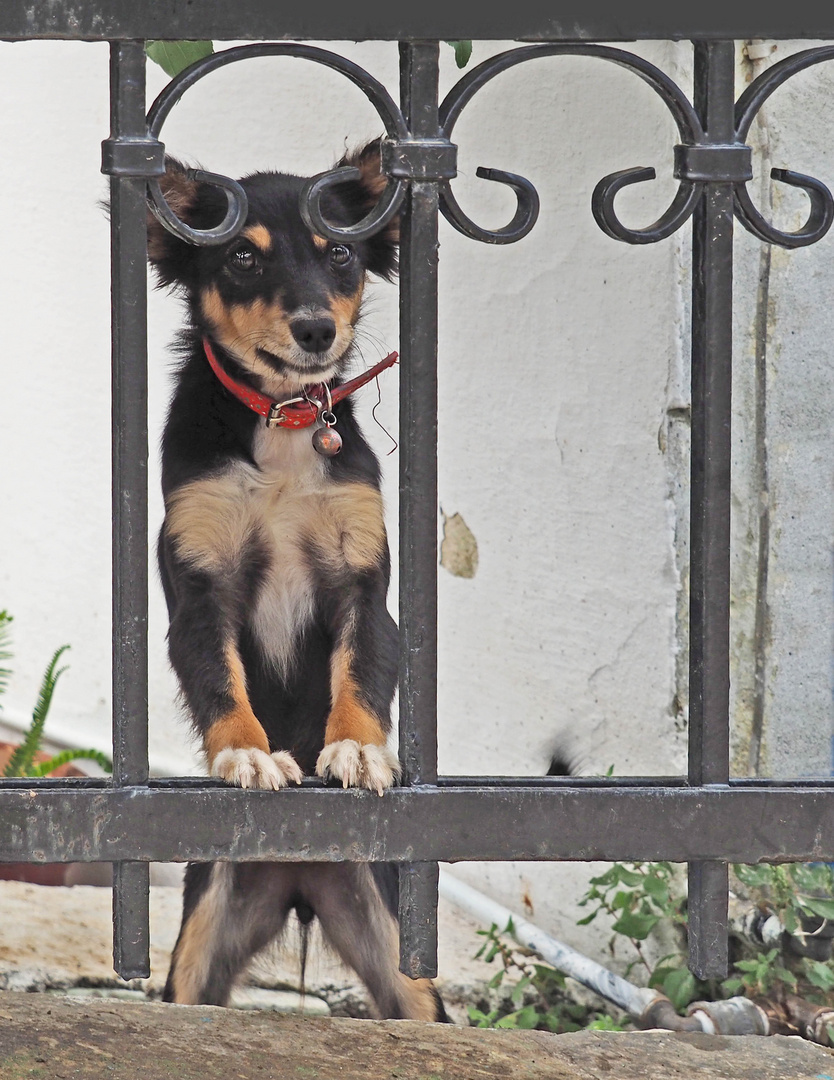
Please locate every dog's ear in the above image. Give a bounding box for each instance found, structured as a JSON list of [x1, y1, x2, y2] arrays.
[[147, 157, 225, 289], [337, 138, 399, 280]]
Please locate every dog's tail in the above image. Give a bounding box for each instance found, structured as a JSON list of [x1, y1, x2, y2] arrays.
[[295, 899, 315, 1012]]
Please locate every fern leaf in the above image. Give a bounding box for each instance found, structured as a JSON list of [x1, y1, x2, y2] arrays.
[[29, 748, 113, 778], [3, 644, 70, 777]]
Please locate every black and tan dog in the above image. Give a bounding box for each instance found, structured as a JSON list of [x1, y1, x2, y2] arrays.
[[148, 141, 446, 1020]]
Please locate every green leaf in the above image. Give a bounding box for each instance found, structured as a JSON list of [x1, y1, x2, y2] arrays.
[[721, 977, 744, 995], [588, 1014, 626, 1031], [663, 967, 697, 1010], [804, 961, 834, 991], [496, 1005, 538, 1029], [588, 867, 621, 888], [146, 40, 214, 78], [611, 909, 660, 941], [616, 868, 645, 888], [510, 975, 531, 1005], [773, 965, 797, 989], [445, 40, 473, 69], [800, 897, 834, 921], [467, 1006, 498, 1027], [734, 864, 776, 890]]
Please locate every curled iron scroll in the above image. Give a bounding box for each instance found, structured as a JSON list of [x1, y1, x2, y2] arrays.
[[300, 166, 407, 243], [145, 42, 409, 247], [733, 45, 834, 248], [439, 43, 703, 246], [591, 168, 702, 245]]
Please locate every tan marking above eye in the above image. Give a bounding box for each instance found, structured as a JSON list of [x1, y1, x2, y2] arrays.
[[312, 234, 328, 251], [242, 224, 273, 253]]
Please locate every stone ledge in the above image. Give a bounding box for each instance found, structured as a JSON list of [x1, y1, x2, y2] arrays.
[[2, 994, 834, 1080]]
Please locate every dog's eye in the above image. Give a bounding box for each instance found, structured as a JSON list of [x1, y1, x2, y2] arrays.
[[329, 244, 353, 267], [228, 246, 258, 273]]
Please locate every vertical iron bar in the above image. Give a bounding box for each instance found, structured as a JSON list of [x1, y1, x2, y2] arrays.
[[108, 39, 150, 981], [397, 39, 440, 980], [687, 39, 734, 981]]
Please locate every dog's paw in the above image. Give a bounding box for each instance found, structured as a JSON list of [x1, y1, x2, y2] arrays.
[[316, 740, 401, 796], [211, 747, 303, 789]]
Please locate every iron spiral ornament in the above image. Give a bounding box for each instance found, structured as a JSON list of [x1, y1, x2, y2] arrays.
[[437, 42, 834, 249], [141, 40, 834, 253], [144, 42, 411, 247]]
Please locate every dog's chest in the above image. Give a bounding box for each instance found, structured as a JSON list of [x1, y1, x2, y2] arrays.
[[246, 428, 329, 672]]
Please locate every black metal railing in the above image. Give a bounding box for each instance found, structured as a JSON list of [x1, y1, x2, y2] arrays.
[[2, 6, 834, 990]]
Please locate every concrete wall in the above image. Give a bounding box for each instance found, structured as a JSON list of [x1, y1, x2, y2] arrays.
[[0, 37, 832, 956]]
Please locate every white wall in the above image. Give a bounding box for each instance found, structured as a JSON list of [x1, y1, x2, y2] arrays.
[[1, 37, 832, 954]]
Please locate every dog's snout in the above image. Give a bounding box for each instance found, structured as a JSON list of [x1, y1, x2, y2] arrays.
[[290, 315, 337, 354]]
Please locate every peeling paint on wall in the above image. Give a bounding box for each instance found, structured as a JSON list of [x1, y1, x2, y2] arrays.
[[440, 510, 479, 579]]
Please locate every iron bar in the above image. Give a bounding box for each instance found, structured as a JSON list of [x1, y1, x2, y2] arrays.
[[2, 2, 834, 44], [398, 862, 439, 979], [113, 861, 151, 981], [3, 783, 834, 865], [397, 39, 442, 981], [686, 40, 736, 982], [106, 39, 151, 981]]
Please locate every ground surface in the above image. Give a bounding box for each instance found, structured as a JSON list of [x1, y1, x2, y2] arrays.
[[2, 994, 834, 1080], [0, 878, 505, 1023]]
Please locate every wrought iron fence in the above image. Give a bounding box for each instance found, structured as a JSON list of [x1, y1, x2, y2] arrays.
[[2, 5, 834, 992]]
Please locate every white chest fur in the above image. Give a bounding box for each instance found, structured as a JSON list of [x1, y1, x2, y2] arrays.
[[247, 426, 327, 675], [166, 425, 386, 680]]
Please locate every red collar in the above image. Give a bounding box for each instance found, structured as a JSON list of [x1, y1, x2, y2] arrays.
[[202, 337, 398, 429]]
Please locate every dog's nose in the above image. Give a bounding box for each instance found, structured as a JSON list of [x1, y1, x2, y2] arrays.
[[290, 316, 337, 353]]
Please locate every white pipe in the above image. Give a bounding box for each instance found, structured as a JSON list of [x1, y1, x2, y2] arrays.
[[438, 866, 659, 1019]]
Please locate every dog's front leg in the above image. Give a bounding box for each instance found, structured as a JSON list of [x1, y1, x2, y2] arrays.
[[166, 565, 303, 790], [316, 580, 400, 796]]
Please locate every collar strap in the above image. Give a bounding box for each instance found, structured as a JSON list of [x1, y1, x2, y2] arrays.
[[202, 338, 398, 429]]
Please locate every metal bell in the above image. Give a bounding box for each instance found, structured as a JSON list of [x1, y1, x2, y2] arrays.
[[312, 424, 343, 456]]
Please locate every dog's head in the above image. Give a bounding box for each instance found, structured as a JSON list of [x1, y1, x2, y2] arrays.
[[147, 140, 398, 391]]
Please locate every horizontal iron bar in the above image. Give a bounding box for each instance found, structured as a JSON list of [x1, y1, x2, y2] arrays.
[[2, 783, 834, 864], [1, 2, 834, 41], [5, 774, 834, 790]]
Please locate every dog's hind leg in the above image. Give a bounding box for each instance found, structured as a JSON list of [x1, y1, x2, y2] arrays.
[[299, 863, 448, 1021], [163, 862, 299, 1005]]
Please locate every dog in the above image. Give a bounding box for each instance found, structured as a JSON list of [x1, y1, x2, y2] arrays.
[[146, 140, 447, 1021]]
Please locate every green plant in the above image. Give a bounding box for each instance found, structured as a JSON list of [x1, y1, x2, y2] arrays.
[[470, 858, 834, 1032], [467, 918, 629, 1032], [0, 610, 112, 778], [577, 860, 698, 1010], [726, 862, 834, 1004]]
